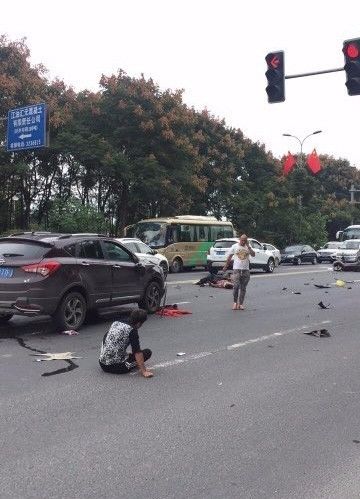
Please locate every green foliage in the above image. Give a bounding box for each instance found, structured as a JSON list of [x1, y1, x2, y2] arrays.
[[47, 198, 108, 234], [1, 36, 360, 246]]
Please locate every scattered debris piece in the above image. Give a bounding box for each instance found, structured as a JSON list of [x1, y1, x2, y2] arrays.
[[292, 291, 302, 295], [230, 404, 235, 408], [325, 291, 329, 294], [177, 352, 186, 357], [336, 279, 346, 288], [312, 349, 320, 351], [304, 329, 331, 338], [318, 301, 330, 310], [60, 330, 79, 336], [282, 287, 287, 291], [217, 382, 223, 386], [348, 287, 352, 290], [353, 440, 360, 444], [267, 345, 275, 348], [304, 283, 310, 286], [175, 285, 181, 290], [314, 284, 331, 289], [32, 352, 82, 361]]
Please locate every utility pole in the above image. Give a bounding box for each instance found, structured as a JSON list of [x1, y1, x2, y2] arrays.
[[349, 184, 360, 224]]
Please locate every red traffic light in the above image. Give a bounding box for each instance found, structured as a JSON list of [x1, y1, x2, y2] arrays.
[[345, 43, 359, 59]]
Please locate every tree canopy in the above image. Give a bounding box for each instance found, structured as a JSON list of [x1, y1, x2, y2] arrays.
[[1, 35, 360, 247]]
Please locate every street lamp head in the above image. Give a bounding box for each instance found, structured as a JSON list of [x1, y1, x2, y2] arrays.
[[312, 130, 322, 135]]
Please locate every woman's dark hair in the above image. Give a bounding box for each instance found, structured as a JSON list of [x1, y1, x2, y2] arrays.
[[129, 309, 148, 326]]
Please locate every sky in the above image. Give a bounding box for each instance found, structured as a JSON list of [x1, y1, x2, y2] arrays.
[[1, 0, 360, 165]]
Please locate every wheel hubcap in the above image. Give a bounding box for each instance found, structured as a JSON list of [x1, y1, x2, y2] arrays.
[[147, 285, 160, 309], [64, 297, 83, 328]]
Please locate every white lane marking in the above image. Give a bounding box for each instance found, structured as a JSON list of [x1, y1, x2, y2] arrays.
[[132, 320, 331, 374], [168, 269, 330, 285], [227, 321, 330, 350]]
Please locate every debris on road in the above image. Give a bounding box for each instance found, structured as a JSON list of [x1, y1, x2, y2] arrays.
[[292, 291, 302, 295], [32, 352, 82, 361], [177, 352, 186, 357], [318, 301, 331, 310], [314, 284, 331, 289], [60, 330, 79, 336], [335, 279, 346, 288], [230, 404, 235, 408], [353, 440, 360, 444], [304, 329, 331, 338], [281, 287, 287, 291]]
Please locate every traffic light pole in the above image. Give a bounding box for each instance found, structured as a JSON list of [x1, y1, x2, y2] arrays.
[[285, 67, 343, 80]]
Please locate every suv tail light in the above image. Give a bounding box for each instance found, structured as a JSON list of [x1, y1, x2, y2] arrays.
[[22, 261, 61, 277]]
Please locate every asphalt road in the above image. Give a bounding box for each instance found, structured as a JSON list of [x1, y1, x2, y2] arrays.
[[2, 264, 360, 498]]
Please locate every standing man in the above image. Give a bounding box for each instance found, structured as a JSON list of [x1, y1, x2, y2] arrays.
[[223, 234, 255, 310], [99, 309, 153, 378]]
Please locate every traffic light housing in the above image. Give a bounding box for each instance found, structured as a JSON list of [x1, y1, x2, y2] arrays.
[[343, 38, 360, 95], [265, 51, 285, 103]]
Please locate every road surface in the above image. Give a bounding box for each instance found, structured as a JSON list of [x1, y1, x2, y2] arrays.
[[1, 265, 360, 498]]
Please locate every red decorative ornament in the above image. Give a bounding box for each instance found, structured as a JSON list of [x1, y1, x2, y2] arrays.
[[306, 149, 322, 175], [283, 152, 296, 176]]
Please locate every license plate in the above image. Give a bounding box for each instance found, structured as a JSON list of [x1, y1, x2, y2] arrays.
[[216, 251, 225, 255], [0, 267, 13, 278]]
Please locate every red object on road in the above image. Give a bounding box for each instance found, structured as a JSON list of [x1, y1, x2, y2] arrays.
[[306, 149, 322, 174], [283, 152, 296, 175]]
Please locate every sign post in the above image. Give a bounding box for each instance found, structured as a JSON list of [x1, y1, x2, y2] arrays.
[[6, 103, 48, 152]]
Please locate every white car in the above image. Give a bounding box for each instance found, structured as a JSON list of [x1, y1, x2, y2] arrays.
[[116, 238, 169, 277], [207, 237, 276, 273], [317, 241, 343, 263], [262, 243, 281, 266], [332, 239, 360, 264]]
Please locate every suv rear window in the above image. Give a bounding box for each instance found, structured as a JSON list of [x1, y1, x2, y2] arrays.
[[0, 242, 49, 259], [213, 241, 235, 248]]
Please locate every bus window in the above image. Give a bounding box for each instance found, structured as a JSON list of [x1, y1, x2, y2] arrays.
[[179, 225, 196, 242], [167, 225, 178, 244], [210, 225, 228, 240], [197, 225, 209, 242]]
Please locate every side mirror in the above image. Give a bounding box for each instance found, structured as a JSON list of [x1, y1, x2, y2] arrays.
[[263, 244, 267, 250]]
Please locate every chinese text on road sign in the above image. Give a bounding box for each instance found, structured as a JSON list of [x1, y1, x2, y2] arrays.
[[7, 103, 48, 152]]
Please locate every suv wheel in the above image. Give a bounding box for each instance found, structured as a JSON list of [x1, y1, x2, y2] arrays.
[[311, 256, 317, 265], [159, 261, 168, 279], [0, 313, 13, 323], [53, 291, 87, 331], [265, 258, 275, 273], [170, 257, 183, 273], [294, 257, 301, 266], [139, 281, 161, 313]]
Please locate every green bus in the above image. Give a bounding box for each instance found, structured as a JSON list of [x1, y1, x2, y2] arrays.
[[126, 215, 235, 273]]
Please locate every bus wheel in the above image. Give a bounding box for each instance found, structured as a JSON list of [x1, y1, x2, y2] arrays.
[[170, 257, 183, 273]]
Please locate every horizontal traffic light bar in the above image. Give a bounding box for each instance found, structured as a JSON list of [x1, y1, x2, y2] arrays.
[[285, 67, 343, 79]]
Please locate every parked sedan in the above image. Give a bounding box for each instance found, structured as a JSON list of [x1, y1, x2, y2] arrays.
[[317, 241, 343, 263], [280, 245, 318, 265], [116, 238, 169, 278], [331, 239, 360, 264]]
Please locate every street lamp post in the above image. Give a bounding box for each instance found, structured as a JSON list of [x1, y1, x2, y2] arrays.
[[282, 130, 322, 242], [282, 130, 322, 168]]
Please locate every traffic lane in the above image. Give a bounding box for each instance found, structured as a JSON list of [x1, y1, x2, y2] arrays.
[[166, 263, 332, 284], [2, 314, 360, 498], [0, 268, 356, 395], [0, 263, 333, 337]]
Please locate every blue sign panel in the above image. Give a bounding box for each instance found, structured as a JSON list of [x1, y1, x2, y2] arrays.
[[7, 103, 48, 152]]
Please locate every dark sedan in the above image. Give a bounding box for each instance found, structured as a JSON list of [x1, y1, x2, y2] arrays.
[[280, 245, 318, 265]]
